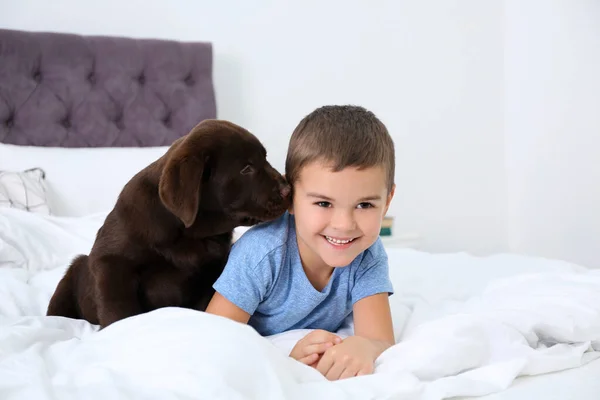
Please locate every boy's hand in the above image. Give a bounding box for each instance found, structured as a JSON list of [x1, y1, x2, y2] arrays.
[[289, 329, 342, 366], [315, 336, 380, 380]]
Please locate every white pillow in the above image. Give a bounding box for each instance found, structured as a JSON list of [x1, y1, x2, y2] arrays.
[[0, 143, 169, 217], [0, 168, 51, 215]]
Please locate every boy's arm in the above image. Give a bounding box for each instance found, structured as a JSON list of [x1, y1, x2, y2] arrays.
[[204, 235, 271, 323], [352, 292, 395, 356], [351, 253, 395, 354], [205, 291, 251, 324]]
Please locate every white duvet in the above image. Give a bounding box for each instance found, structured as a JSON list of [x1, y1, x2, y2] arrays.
[[1, 208, 599, 400]]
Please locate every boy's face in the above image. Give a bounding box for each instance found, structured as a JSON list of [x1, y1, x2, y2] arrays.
[[290, 161, 395, 270]]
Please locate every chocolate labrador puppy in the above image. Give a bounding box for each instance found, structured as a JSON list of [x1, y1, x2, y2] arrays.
[[47, 119, 291, 328]]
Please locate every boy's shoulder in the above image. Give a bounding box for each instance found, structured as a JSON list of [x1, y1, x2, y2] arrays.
[[354, 236, 388, 267], [229, 211, 294, 263]]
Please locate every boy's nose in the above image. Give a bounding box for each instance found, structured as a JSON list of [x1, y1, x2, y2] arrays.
[[330, 210, 356, 231]]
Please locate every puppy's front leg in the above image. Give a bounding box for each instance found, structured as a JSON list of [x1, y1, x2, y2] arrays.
[[93, 255, 143, 328]]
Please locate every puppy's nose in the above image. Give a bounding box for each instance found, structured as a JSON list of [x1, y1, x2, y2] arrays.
[[280, 183, 291, 198]]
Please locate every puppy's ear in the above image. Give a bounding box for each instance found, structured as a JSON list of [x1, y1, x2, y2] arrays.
[[159, 151, 205, 228]]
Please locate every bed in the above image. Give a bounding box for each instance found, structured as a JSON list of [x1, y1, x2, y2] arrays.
[[1, 28, 599, 400]]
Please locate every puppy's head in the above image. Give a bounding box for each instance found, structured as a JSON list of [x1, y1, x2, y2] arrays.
[[158, 119, 291, 228]]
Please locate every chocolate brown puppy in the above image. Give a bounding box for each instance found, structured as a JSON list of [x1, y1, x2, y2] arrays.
[[47, 119, 291, 328]]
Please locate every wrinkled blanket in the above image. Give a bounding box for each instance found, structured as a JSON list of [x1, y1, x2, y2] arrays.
[[1, 208, 599, 400]]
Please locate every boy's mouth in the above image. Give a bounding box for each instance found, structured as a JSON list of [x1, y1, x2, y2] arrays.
[[324, 235, 356, 246]]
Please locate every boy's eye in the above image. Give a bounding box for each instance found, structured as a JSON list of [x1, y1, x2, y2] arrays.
[[315, 201, 331, 208], [357, 202, 374, 209]]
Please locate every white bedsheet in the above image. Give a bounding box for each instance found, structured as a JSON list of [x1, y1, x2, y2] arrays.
[[1, 208, 599, 400]]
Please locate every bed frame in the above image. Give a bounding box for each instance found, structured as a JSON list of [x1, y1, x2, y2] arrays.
[[0, 28, 216, 147]]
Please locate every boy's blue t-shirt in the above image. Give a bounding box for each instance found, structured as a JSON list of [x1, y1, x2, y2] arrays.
[[212, 212, 394, 336]]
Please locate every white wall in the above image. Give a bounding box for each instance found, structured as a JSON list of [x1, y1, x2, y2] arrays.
[[0, 0, 507, 256], [4, 1, 599, 268], [504, 0, 600, 268]]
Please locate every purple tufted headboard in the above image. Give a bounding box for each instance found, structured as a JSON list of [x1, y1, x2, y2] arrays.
[[0, 29, 216, 147]]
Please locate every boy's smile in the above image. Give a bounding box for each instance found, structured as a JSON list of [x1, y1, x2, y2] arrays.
[[291, 160, 395, 279], [324, 235, 355, 246]]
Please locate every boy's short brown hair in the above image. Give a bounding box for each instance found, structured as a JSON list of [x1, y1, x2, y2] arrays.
[[285, 105, 395, 193]]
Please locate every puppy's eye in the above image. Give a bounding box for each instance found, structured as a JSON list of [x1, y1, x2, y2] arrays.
[[240, 165, 254, 175]]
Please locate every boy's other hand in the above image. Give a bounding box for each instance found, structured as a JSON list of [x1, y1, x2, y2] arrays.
[[289, 329, 342, 366], [315, 335, 379, 380]]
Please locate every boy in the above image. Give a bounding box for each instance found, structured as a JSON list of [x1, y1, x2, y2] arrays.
[[206, 105, 396, 381]]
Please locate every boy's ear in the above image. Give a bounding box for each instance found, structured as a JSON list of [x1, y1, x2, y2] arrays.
[[383, 184, 396, 216], [282, 174, 295, 214]]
